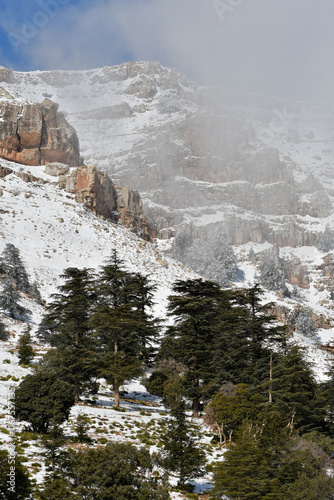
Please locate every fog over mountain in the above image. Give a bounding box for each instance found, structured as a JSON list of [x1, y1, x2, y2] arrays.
[[0, 61, 333, 346], [2, 1, 334, 101]]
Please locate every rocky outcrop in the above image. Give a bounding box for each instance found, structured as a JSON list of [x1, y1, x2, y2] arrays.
[[59, 166, 156, 241], [45, 162, 69, 176], [283, 257, 309, 288], [60, 166, 117, 220], [272, 304, 332, 334], [0, 100, 80, 166], [319, 254, 334, 292], [115, 186, 157, 241]]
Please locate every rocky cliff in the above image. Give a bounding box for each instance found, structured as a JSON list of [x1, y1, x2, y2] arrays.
[[0, 98, 80, 166], [55, 164, 156, 242], [0, 62, 333, 336]]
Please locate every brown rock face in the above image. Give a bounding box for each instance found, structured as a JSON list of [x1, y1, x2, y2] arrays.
[[0, 101, 80, 166], [284, 257, 309, 288], [61, 166, 117, 220], [115, 186, 157, 241], [60, 166, 156, 241]]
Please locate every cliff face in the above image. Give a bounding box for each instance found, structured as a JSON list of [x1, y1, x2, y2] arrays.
[[0, 99, 80, 167], [57, 165, 156, 242]]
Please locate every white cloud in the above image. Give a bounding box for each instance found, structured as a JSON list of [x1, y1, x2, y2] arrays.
[[7, 0, 334, 100]]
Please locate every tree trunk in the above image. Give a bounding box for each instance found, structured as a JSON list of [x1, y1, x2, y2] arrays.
[[192, 398, 200, 417], [74, 377, 80, 403], [269, 352, 273, 404], [217, 424, 227, 447], [114, 382, 120, 408]]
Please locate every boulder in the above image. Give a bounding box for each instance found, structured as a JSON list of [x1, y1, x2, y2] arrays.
[[45, 162, 69, 177]]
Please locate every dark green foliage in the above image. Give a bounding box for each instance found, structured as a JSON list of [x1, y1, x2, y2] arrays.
[[36, 478, 76, 500], [38, 267, 97, 400], [71, 414, 91, 443], [320, 364, 334, 435], [50, 442, 170, 499], [17, 326, 34, 365], [205, 384, 262, 446], [0, 276, 31, 319], [211, 285, 286, 389], [90, 250, 158, 407], [41, 426, 67, 479], [0, 449, 31, 499], [162, 278, 225, 415], [160, 401, 205, 486], [145, 370, 169, 399], [211, 421, 334, 500], [0, 243, 30, 292], [14, 369, 75, 433], [162, 281, 286, 414], [145, 359, 186, 409], [268, 345, 323, 434]]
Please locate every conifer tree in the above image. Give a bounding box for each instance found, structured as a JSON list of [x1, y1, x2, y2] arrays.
[[211, 285, 286, 390], [90, 251, 158, 407], [211, 415, 334, 500], [205, 384, 262, 446], [160, 401, 205, 487], [162, 278, 228, 416], [268, 344, 324, 434], [0, 450, 31, 499], [38, 268, 96, 400], [47, 442, 170, 500], [14, 369, 75, 433], [0, 275, 30, 319], [18, 325, 34, 365], [0, 243, 30, 292]]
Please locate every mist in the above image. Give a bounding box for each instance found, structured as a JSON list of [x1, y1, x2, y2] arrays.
[[2, 0, 334, 101]]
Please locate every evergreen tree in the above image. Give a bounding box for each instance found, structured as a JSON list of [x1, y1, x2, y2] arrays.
[[0, 243, 30, 292], [37, 478, 76, 500], [294, 307, 315, 337], [0, 449, 31, 499], [316, 225, 334, 252], [0, 275, 30, 319], [205, 384, 262, 446], [259, 252, 287, 294], [38, 267, 96, 400], [29, 280, 43, 303], [160, 401, 205, 487], [211, 285, 286, 390], [51, 442, 170, 500], [14, 369, 75, 433], [162, 278, 228, 416], [172, 227, 237, 287], [268, 345, 323, 434], [18, 325, 34, 365], [90, 251, 158, 407], [145, 359, 186, 409], [211, 418, 334, 500]]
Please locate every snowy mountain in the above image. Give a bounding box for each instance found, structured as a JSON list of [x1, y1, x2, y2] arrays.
[[0, 62, 333, 495], [0, 61, 332, 342]]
